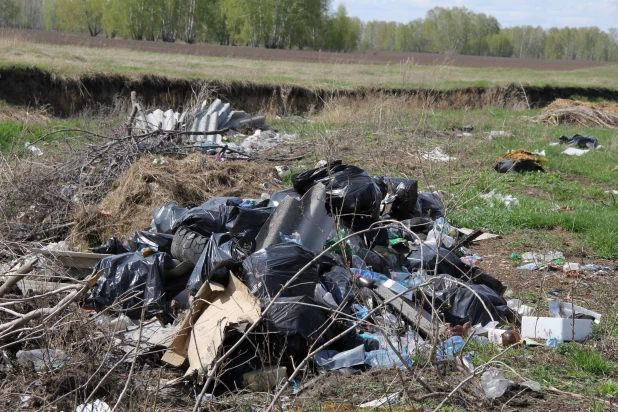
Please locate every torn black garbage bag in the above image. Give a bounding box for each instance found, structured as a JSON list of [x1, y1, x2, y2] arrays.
[[243, 242, 319, 299], [406, 243, 469, 278], [90, 252, 175, 316], [433, 284, 515, 326], [198, 196, 243, 209], [493, 159, 543, 173], [414, 193, 445, 220], [152, 203, 188, 234], [128, 231, 174, 254], [560, 134, 598, 148], [226, 206, 274, 253], [91, 237, 130, 255], [374, 176, 419, 221], [262, 296, 327, 360], [291, 160, 344, 195], [186, 233, 240, 293], [322, 266, 354, 309], [292, 163, 382, 223]]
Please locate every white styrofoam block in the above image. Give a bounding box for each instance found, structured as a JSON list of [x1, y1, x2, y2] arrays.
[[521, 316, 593, 341]]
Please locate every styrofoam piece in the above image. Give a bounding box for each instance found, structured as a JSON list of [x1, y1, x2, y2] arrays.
[[548, 300, 602, 324], [381, 279, 412, 300], [521, 316, 592, 341], [563, 147, 589, 156]]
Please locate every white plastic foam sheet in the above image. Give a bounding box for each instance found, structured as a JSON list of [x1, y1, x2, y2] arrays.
[[563, 147, 589, 156], [521, 316, 593, 341]]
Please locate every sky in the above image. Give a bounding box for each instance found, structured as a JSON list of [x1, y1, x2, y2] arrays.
[[338, 0, 618, 31]]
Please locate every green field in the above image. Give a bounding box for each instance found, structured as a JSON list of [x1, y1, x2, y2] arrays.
[[2, 34, 618, 90]]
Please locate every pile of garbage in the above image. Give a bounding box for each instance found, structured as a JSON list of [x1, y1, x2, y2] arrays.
[[66, 161, 519, 391]]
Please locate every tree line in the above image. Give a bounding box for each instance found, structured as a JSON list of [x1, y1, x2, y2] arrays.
[[1, 0, 617, 62]]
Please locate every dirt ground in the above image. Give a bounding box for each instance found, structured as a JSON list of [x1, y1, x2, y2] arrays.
[[4, 28, 615, 71]]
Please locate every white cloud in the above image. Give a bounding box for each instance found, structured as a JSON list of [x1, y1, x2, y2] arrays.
[[338, 0, 618, 30]]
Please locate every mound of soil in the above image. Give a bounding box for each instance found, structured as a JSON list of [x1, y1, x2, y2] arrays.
[[69, 154, 277, 248]]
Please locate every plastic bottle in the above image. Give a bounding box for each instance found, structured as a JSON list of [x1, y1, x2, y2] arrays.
[[481, 368, 512, 399], [436, 335, 465, 359], [350, 268, 390, 286]]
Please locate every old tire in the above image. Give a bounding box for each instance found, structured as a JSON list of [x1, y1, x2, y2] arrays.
[[170, 227, 208, 265]]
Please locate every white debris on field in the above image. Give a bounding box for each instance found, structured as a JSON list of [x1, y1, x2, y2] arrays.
[[480, 190, 519, 207]]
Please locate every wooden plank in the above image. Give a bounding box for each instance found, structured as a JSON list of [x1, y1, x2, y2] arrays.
[[374, 285, 445, 339], [34, 250, 109, 269]]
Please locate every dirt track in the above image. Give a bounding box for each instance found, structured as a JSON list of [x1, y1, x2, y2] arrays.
[[5, 28, 615, 71]]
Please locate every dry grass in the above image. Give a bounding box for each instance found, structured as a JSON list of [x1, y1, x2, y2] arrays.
[[69, 155, 278, 248], [524, 105, 618, 127], [0, 102, 52, 125], [2, 32, 618, 90], [546, 98, 618, 115]]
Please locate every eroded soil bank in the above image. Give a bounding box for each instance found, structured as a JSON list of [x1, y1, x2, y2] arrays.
[[1, 66, 618, 116]]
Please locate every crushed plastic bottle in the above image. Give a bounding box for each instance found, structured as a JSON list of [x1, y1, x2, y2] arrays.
[[545, 337, 563, 348], [16, 349, 68, 371], [350, 268, 390, 286], [516, 263, 537, 271], [280, 232, 302, 245], [436, 336, 465, 359], [461, 254, 483, 267], [365, 348, 413, 369], [581, 264, 610, 272], [390, 270, 430, 288], [481, 368, 512, 399]]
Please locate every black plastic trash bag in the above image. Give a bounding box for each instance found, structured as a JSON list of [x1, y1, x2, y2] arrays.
[[493, 159, 543, 173], [291, 160, 344, 195], [128, 231, 174, 254], [414, 193, 445, 220], [90, 252, 175, 316], [243, 243, 319, 299], [226, 206, 275, 253], [152, 203, 188, 234], [262, 296, 328, 360], [186, 233, 240, 293], [91, 237, 131, 255], [292, 163, 382, 223], [433, 284, 516, 326], [322, 266, 354, 309], [198, 197, 243, 209], [175, 205, 232, 237], [405, 244, 468, 278], [374, 177, 418, 221], [560, 134, 598, 148]]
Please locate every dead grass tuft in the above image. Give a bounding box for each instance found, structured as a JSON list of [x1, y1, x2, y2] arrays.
[[546, 98, 618, 115], [524, 103, 618, 128], [69, 155, 277, 247]]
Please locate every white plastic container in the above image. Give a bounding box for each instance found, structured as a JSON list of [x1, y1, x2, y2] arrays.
[[521, 316, 592, 341]]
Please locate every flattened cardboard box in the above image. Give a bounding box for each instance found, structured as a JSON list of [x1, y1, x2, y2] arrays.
[[163, 274, 260, 376]]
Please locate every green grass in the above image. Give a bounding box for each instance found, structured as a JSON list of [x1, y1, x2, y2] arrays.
[[2, 37, 618, 90], [0, 121, 45, 152]]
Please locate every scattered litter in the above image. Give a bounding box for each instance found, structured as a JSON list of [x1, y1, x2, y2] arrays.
[[494, 149, 547, 173], [24, 142, 43, 156], [563, 262, 581, 272], [16, 349, 68, 371], [422, 148, 456, 162], [359, 392, 401, 408], [563, 147, 589, 156], [241, 130, 296, 153], [522, 300, 594, 342], [75, 400, 111, 412], [507, 299, 534, 316], [480, 190, 519, 207], [481, 368, 512, 399], [559, 134, 599, 148], [545, 337, 563, 348]]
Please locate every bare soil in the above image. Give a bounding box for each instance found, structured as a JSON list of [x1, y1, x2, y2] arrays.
[[4, 28, 615, 71]]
